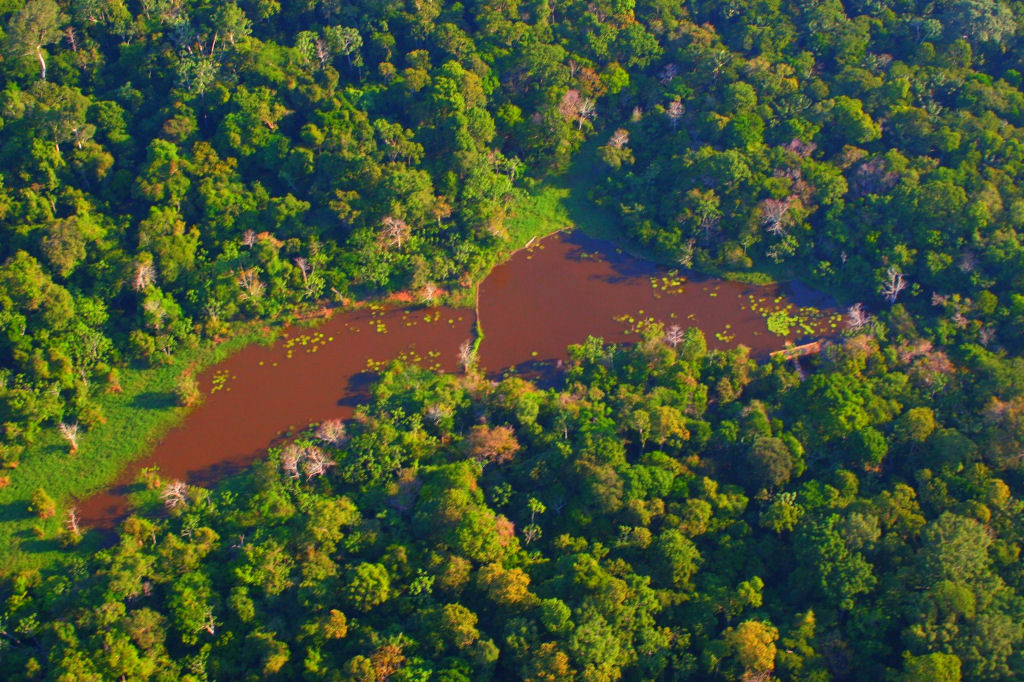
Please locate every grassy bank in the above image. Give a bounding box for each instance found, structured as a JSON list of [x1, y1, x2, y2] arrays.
[[0, 326, 274, 574]]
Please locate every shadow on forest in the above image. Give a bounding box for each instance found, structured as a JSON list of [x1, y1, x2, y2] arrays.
[[16, 530, 61, 555], [0, 498, 32, 523], [132, 391, 177, 410]]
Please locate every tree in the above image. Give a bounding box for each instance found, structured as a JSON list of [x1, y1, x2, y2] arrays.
[[559, 89, 597, 130], [894, 407, 937, 444], [664, 324, 684, 348], [881, 267, 908, 305], [900, 652, 962, 682], [724, 620, 779, 678], [58, 421, 79, 453], [160, 480, 188, 511], [740, 436, 794, 492], [465, 424, 520, 464], [942, 0, 1015, 46], [439, 603, 480, 650], [344, 562, 391, 611], [847, 303, 870, 331], [30, 487, 55, 519], [315, 419, 347, 446], [5, 0, 64, 80]]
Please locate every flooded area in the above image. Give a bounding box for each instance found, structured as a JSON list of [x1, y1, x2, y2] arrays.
[[78, 231, 839, 527]]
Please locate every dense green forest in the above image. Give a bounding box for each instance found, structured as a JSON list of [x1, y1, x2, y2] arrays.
[[5, 333, 1024, 680], [4, 0, 1024, 678]]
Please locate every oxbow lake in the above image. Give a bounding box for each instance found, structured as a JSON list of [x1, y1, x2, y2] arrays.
[[79, 231, 839, 526]]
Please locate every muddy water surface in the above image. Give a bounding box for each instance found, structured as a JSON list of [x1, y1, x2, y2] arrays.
[[79, 231, 838, 526]]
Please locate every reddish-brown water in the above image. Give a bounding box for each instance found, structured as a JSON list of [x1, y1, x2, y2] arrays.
[[78, 231, 837, 526]]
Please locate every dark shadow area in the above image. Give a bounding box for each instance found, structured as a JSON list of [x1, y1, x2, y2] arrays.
[[17, 533, 61, 556], [562, 231, 655, 279], [188, 456, 252, 488], [132, 391, 177, 410], [486, 358, 565, 390], [0, 499, 32, 523], [785, 279, 839, 309], [104, 480, 147, 498], [338, 371, 378, 407]]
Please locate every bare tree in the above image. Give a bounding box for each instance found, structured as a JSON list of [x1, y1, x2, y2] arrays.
[[659, 62, 679, 85], [315, 37, 331, 66], [880, 267, 907, 305], [608, 128, 629, 149], [160, 480, 188, 510], [303, 446, 336, 480], [64, 506, 81, 537], [281, 443, 302, 479], [677, 239, 696, 269], [132, 262, 156, 291], [457, 339, 475, 372], [666, 100, 684, 130], [294, 256, 310, 285], [315, 418, 348, 447], [420, 282, 439, 304], [760, 198, 791, 236], [846, 303, 870, 331], [58, 421, 79, 453], [379, 215, 410, 251], [979, 327, 996, 347], [958, 251, 977, 274], [241, 229, 257, 249], [559, 89, 596, 130], [664, 324, 684, 348], [237, 268, 265, 302]]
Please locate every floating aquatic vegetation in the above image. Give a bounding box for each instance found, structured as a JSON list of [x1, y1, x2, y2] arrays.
[[210, 370, 231, 394]]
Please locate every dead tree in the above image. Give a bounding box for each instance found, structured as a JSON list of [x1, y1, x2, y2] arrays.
[[237, 268, 265, 302], [160, 480, 189, 510], [64, 506, 81, 537], [664, 324, 684, 348], [881, 267, 907, 305], [608, 129, 629, 149], [659, 63, 679, 85], [315, 419, 348, 447], [666, 100, 684, 130], [760, 198, 791, 236], [379, 216, 411, 250], [559, 90, 596, 130], [241, 229, 257, 249], [846, 303, 870, 331], [58, 421, 79, 454], [281, 443, 302, 479], [303, 446, 336, 480], [457, 339, 475, 372], [420, 282, 440, 304], [294, 256, 310, 285], [132, 262, 156, 291]]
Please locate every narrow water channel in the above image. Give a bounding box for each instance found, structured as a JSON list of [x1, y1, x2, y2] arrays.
[[78, 231, 838, 527]]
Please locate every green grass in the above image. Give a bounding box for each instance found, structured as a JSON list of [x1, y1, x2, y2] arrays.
[[0, 326, 273, 575]]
